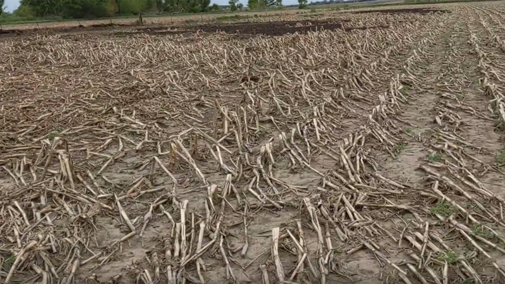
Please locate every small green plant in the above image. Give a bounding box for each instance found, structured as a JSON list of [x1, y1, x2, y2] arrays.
[[437, 250, 459, 264], [215, 14, 250, 22], [48, 130, 61, 140], [456, 94, 465, 100], [471, 224, 497, 241], [394, 143, 407, 154], [404, 127, 413, 134], [496, 149, 505, 166], [400, 85, 412, 95], [4, 255, 15, 268], [430, 200, 457, 217], [462, 278, 475, 284], [428, 152, 442, 162]]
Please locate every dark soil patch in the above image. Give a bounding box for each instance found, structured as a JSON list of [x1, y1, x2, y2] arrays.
[[110, 20, 387, 37], [195, 20, 345, 36], [112, 26, 187, 36], [1, 18, 391, 38], [350, 8, 449, 15]]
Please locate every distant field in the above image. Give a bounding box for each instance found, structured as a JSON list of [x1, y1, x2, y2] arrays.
[[0, 0, 409, 31]]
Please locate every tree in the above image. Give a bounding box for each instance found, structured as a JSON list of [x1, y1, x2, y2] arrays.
[[229, 0, 237, 11], [163, 0, 210, 13], [19, 0, 117, 17], [236, 2, 243, 10], [0, 0, 5, 15], [275, 0, 282, 6], [298, 0, 307, 8], [247, 0, 258, 9], [256, 0, 274, 8], [210, 3, 219, 11]]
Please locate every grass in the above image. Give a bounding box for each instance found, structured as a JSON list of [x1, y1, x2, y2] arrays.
[[430, 200, 457, 217], [428, 151, 442, 162]]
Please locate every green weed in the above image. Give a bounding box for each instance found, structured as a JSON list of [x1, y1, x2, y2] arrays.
[[471, 224, 497, 241], [437, 250, 459, 264], [430, 200, 457, 217], [400, 85, 413, 95], [4, 255, 15, 268], [496, 149, 505, 166], [428, 152, 442, 162]]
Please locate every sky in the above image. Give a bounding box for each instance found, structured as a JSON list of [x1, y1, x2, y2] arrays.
[[3, 0, 299, 12]]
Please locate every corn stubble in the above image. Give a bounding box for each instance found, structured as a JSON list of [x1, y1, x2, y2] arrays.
[[2, 3, 505, 284]]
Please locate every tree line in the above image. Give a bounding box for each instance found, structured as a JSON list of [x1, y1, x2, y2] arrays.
[[3, 0, 314, 20], [14, 0, 219, 18], [229, 0, 282, 11]]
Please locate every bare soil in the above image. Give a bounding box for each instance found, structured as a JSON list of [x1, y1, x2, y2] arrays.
[[0, 7, 445, 38], [2, 3, 505, 284]]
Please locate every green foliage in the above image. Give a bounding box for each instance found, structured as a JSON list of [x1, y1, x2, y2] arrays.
[[118, 0, 146, 14], [66, 0, 118, 18], [4, 255, 15, 266], [248, 0, 277, 10], [14, 4, 36, 18], [430, 200, 457, 217], [236, 3, 243, 10], [247, 0, 257, 9], [298, 0, 307, 9], [19, 0, 119, 18], [163, 0, 210, 13], [15, 0, 211, 19], [0, 0, 5, 15]]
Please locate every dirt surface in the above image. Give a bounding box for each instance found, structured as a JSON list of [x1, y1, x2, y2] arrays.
[[0, 7, 445, 38], [350, 7, 449, 14], [2, 3, 505, 284]]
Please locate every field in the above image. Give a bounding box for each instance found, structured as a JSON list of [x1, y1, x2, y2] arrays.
[[2, 2, 505, 284]]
